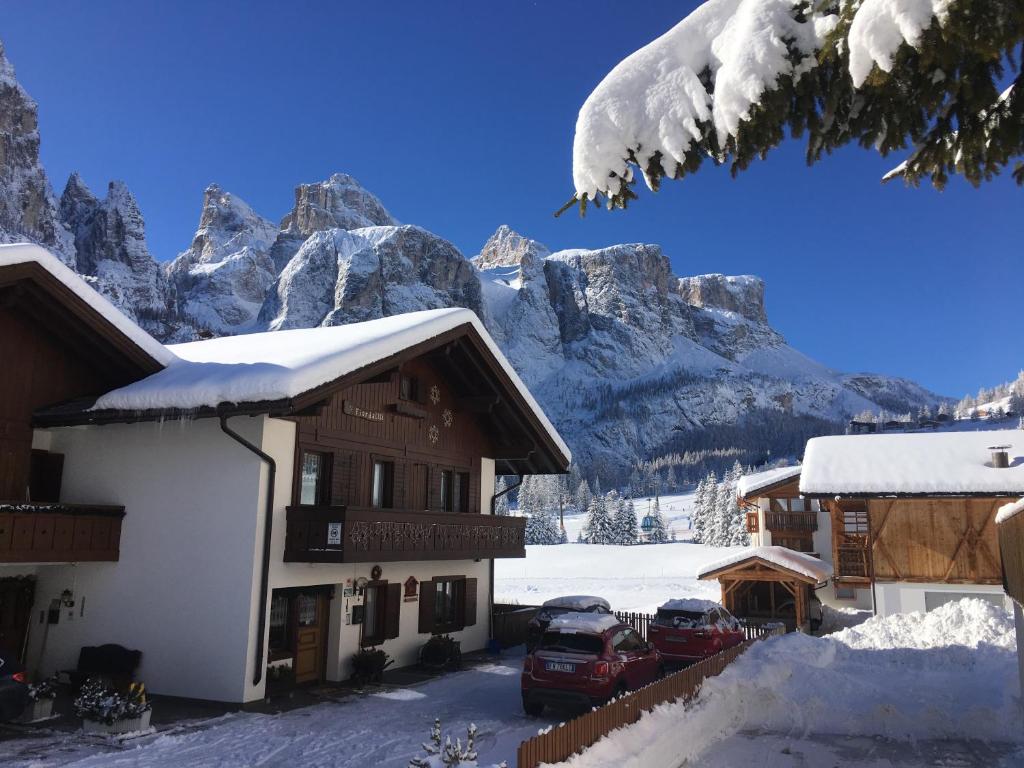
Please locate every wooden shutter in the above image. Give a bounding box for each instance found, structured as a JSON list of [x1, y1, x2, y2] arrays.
[[418, 578, 435, 633], [384, 583, 401, 640], [463, 578, 477, 627]]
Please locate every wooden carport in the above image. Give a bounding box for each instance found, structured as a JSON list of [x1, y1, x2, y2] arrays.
[[698, 547, 832, 633]]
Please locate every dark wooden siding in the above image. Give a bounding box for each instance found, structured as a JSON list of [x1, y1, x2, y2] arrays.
[[0, 304, 133, 500], [293, 357, 493, 514]]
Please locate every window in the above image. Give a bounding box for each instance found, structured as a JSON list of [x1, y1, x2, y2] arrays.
[[268, 593, 290, 656], [835, 586, 857, 600], [399, 374, 420, 402], [612, 629, 645, 652], [361, 582, 402, 647], [434, 578, 464, 629], [300, 451, 329, 506], [454, 473, 470, 513], [440, 470, 454, 512], [371, 460, 394, 508], [29, 450, 64, 503], [540, 631, 604, 654], [363, 584, 382, 645]]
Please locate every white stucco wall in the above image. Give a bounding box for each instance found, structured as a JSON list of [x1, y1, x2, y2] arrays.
[[873, 581, 1010, 617], [24, 417, 265, 703]]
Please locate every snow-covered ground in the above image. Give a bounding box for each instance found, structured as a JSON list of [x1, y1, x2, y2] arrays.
[[496, 493, 742, 613], [549, 599, 1024, 767], [0, 655, 546, 768]]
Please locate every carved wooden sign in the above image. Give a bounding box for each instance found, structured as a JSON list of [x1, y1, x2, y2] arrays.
[[343, 400, 385, 423]]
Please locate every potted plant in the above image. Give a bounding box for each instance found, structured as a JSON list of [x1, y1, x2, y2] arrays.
[[419, 634, 462, 672], [350, 647, 393, 686], [74, 678, 152, 736], [21, 676, 59, 723]]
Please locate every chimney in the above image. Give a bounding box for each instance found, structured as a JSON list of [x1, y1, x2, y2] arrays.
[[989, 445, 1010, 469]]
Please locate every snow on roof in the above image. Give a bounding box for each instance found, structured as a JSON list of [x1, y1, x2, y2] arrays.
[[0, 243, 174, 367], [658, 598, 720, 613], [737, 465, 802, 498], [91, 307, 570, 460], [542, 595, 611, 612], [697, 546, 833, 583], [801, 430, 1024, 496], [547, 612, 621, 634], [996, 498, 1024, 525]]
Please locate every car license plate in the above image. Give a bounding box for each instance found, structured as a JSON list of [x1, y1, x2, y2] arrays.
[[545, 662, 575, 673]]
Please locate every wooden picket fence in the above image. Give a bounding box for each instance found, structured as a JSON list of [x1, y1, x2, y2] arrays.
[[515, 624, 785, 768]]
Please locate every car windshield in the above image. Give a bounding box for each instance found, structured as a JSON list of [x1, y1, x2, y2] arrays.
[[655, 609, 706, 628], [539, 631, 604, 654]]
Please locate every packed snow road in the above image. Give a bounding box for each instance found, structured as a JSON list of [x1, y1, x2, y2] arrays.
[[0, 657, 550, 767]]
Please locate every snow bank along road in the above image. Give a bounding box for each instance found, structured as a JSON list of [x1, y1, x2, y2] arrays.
[[547, 599, 1024, 768], [0, 657, 550, 768]]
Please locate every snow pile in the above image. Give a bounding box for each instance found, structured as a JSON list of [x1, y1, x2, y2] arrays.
[[848, 0, 953, 87], [0, 243, 174, 366], [697, 545, 833, 582], [542, 596, 611, 612], [547, 612, 621, 634], [550, 599, 1021, 768], [801, 430, 1024, 495], [996, 497, 1024, 524], [736, 464, 801, 497], [572, 0, 955, 201]]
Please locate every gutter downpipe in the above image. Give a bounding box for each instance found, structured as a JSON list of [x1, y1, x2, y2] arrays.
[[488, 475, 524, 643], [219, 415, 276, 687]]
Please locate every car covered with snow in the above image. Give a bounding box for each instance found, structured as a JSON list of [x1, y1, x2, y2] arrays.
[[647, 599, 744, 665], [525, 595, 612, 651], [521, 612, 663, 715]]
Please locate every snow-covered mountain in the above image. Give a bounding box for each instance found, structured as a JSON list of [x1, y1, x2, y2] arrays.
[[0, 40, 948, 481]]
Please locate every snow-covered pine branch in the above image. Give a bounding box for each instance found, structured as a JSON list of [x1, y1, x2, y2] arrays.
[[568, 0, 1024, 213]]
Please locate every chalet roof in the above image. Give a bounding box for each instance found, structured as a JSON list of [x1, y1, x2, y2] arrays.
[[801, 430, 1024, 497], [736, 465, 802, 499], [0, 243, 173, 368], [697, 546, 833, 583]]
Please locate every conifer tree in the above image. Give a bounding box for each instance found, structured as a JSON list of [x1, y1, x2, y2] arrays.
[[613, 494, 639, 545], [647, 495, 669, 544], [583, 494, 614, 544], [494, 477, 510, 516], [576, 479, 592, 516]]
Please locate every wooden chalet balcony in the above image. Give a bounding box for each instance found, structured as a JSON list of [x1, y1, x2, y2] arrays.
[[284, 506, 526, 564], [835, 543, 870, 581], [0, 502, 125, 563], [764, 511, 818, 533]]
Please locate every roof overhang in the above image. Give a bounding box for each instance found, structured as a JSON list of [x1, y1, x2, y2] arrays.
[[34, 320, 570, 476], [698, 556, 824, 585]]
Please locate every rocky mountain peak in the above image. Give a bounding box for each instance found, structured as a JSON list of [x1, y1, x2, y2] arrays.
[[185, 184, 278, 265], [473, 225, 551, 271], [677, 273, 768, 324], [0, 39, 75, 264], [279, 172, 397, 236]]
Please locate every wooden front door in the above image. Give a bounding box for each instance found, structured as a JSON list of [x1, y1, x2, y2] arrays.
[[0, 576, 35, 661], [292, 593, 326, 685]]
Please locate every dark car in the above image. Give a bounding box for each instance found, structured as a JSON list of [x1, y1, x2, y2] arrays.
[[0, 651, 29, 722], [526, 595, 612, 651], [521, 612, 663, 715], [647, 599, 745, 665]]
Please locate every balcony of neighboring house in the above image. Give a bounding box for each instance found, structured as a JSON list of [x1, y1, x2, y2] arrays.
[[283, 506, 526, 564], [764, 510, 819, 533], [0, 502, 125, 563]]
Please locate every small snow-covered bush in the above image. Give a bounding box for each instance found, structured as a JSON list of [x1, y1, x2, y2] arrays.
[[27, 676, 59, 701], [408, 718, 507, 767]]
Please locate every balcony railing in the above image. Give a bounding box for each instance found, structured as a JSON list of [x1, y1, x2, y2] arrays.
[[0, 502, 125, 563], [764, 511, 818, 532], [836, 543, 870, 580], [284, 506, 526, 564]]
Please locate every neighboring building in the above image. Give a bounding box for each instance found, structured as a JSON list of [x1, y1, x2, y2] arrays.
[[995, 497, 1024, 701], [800, 431, 1022, 617], [0, 244, 570, 703]]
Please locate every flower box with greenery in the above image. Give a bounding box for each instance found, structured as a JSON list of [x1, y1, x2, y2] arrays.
[[350, 648, 393, 687], [21, 677, 60, 723], [74, 678, 152, 735], [419, 635, 462, 673]]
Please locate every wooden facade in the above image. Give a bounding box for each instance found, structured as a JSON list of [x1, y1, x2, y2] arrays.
[[997, 510, 1024, 606], [823, 497, 1004, 586], [0, 503, 125, 563], [740, 476, 817, 552], [284, 352, 531, 563], [0, 261, 161, 506]]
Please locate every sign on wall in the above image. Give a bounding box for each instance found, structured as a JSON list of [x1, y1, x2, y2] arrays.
[[327, 522, 342, 546], [343, 400, 385, 423]]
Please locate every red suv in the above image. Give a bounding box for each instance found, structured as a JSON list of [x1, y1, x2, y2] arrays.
[[521, 612, 663, 715], [648, 599, 745, 665]]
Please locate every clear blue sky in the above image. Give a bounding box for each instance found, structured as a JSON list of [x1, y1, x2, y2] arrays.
[[3, 0, 1019, 398]]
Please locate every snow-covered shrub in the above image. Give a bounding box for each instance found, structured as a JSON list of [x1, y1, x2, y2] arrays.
[[27, 676, 59, 702], [73, 679, 150, 725], [408, 718, 507, 767], [350, 648, 393, 686]]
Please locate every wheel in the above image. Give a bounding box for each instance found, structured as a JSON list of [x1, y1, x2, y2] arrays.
[[522, 696, 544, 716]]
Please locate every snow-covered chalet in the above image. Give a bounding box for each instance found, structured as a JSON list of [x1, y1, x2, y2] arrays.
[[0, 243, 569, 703], [738, 433, 1021, 620]]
